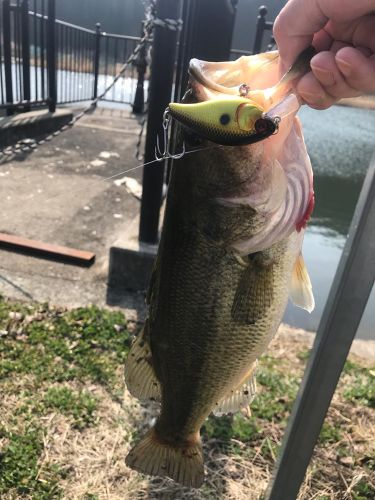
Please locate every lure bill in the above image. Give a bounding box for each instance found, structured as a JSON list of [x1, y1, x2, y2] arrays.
[[124, 48, 316, 488]]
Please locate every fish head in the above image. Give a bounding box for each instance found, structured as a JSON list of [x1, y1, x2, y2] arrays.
[[169, 47, 315, 149], [168, 48, 315, 256]]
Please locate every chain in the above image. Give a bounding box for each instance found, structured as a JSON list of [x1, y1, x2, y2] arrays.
[[0, 0, 181, 160], [153, 17, 183, 31]]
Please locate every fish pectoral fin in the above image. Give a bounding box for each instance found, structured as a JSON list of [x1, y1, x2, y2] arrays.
[[124, 326, 161, 402], [290, 253, 315, 313], [231, 256, 274, 324], [213, 362, 257, 417], [126, 428, 204, 488]]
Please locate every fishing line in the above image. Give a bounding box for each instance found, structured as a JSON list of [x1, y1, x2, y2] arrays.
[[102, 144, 221, 182], [38, 143, 222, 205]]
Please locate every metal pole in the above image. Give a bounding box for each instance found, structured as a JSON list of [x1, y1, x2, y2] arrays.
[[138, 0, 182, 244], [253, 5, 268, 54], [46, 0, 56, 112], [132, 22, 147, 114], [166, 0, 239, 183], [21, 0, 31, 111], [266, 152, 375, 500], [93, 22, 101, 100], [3, 0, 14, 116]]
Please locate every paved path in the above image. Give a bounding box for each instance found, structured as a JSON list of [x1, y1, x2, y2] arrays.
[[0, 106, 148, 320]]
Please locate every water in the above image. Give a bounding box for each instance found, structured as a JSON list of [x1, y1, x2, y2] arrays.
[[283, 105, 375, 340], [7, 65, 141, 105]]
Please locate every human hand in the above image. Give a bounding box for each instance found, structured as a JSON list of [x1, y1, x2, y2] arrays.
[[273, 0, 375, 109]]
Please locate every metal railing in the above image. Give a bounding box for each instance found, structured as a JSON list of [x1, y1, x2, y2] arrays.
[[0, 0, 148, 115], [230, 5, 274, 59]]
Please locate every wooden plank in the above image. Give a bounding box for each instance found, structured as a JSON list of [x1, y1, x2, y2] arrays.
[[0, 233, 95, 266]]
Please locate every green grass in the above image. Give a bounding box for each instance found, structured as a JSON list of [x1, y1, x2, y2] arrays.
[[0, 426, 63, 498], [0, 301, 130, 392], [43, 386, 98, 429], [343, 371, 375, 408], [1, 295, 374, 498], [352, 479, 375, 500], [318, 422, 342, 445], [0, 297, 131, 497]]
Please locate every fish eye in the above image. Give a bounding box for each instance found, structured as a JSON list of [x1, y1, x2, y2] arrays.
[[220, 114, 230, 125]]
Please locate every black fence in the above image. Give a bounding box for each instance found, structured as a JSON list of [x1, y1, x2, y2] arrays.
[[0, 0, 145, 115], [0, 0, 275, 117]]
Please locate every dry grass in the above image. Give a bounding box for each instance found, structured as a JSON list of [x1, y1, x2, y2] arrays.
[[0, 298, 374, 499]]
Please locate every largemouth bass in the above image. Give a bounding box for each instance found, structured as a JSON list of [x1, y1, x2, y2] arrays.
[[125, 48, 315, 488]]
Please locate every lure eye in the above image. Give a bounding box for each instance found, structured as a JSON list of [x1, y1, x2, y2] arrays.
[[255, 117, 276, 135], [220, 114, 230, 125]]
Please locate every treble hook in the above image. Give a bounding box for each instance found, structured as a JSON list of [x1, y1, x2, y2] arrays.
[[155, 107, 186, 162]]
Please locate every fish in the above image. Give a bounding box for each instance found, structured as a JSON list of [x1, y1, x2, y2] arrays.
[[124, 47, 316, 488]]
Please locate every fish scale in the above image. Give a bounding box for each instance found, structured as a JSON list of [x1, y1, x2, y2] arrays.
[[125, 48, 316, 488]]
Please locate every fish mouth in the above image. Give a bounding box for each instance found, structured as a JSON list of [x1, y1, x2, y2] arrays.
[[188, 52, 280, 105], [170, 48, 315, 147], [188, 47, 315, 113], [189, 51, 279, 99]]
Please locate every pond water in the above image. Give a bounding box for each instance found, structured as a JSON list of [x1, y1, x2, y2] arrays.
[[283, 105, 375, 340]]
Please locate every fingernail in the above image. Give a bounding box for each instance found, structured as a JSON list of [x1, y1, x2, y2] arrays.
[[298, 90, 324, 104], [336, 58, 352, 76], [311, 65, 335, 85]]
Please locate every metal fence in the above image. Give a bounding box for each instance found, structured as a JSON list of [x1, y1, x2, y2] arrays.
[[230, 5, 274, 59], [0, 0, 145, 115], [0, 0, 274, 117]]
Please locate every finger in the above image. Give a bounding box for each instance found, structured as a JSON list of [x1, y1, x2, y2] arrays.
[[274, 0, 375, 71], [312, 28, 333, 51], [352, 14, 375, 51], [310, 51, 362, 98], [325, 15, 375, 52], [336, 46, 375, 92], [296, 71, 337, 109], [329, 40, 372, 57]]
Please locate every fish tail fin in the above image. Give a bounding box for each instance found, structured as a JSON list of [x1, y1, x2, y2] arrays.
[[125, 427, 204, 488]]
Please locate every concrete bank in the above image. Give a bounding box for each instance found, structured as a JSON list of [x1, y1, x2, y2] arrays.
[[0, 108, 74, 148]]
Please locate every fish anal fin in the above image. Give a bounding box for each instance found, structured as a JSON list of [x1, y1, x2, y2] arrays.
[[232, 256, 274, 324], [124, 327, 161, 402], [290, 253, 315, 313], [214, 362, 257, 417], [126, 428, 204, 488]]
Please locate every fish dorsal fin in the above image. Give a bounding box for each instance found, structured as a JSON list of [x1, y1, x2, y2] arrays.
[[124, 326, 161, 402], [290, 253, 315, 313], [231, 255, 274, 324], [213, 362, 257, 416]]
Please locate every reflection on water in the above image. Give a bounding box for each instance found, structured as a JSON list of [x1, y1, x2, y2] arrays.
[[311, 176, 363, 237], [282, 105, 375, 340]]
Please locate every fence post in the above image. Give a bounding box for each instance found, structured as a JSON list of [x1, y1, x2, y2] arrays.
[[46, 0, 56, 112], [253, 5, 268, 54], [2, 0, 14, 116], [132, 22, 147, 114], [21, 0, 31, 111], [138, 0, 182, 244], [166, 0, 239, 183], [265, 152, 375, 499], [93, 22, 101, 100]]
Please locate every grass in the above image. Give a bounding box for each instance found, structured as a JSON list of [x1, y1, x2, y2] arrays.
[[0, 295, 374, 499]]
